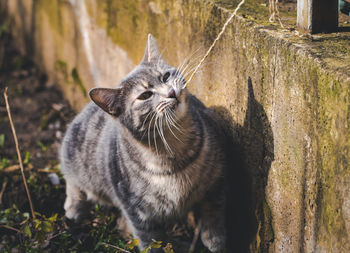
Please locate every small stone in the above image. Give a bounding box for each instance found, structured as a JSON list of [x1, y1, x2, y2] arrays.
[[48, 173, 60, 185], [54, 121, 61, 129], [52, 103, 64, 111], [56, 131, 62, 139]]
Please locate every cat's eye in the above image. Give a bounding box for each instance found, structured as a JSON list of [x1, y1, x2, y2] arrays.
[[137, 91, 153, 100], [162, 72, 170, 83]]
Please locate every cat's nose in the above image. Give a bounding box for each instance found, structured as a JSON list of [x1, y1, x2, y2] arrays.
[[168, 88, 176, 99]]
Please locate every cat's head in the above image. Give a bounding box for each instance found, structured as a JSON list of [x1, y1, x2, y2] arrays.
[[89, 34, 188, 146]]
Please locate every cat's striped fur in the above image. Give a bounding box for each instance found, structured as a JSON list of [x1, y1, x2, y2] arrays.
[[60, 34, 227, 252]]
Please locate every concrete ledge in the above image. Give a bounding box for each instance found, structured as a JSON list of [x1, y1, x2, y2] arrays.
[[2, 0, 350, 252]]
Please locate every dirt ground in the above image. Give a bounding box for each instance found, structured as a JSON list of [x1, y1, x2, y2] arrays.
[[0, 31, 75, 215]]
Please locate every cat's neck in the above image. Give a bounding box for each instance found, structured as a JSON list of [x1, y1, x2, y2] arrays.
[[119, 108, 200, 161], [147, 111, 196, 156]]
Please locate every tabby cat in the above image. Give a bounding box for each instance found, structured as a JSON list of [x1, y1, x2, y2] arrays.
[[60, 34, 228, 252]]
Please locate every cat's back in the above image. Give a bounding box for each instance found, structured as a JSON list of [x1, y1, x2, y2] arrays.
[[60, 102, 110, 176]]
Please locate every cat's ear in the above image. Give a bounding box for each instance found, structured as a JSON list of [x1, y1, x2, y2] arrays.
[[141, 34, 162, 64], [89, 88, 124, 117]]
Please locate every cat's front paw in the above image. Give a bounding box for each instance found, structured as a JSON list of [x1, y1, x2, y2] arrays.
[[201, 229, 226, 252], [64, 206, 83, 221], [64, 195, 89, 222]]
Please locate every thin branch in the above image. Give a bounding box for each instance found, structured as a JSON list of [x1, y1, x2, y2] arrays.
[[185, 0, 246, 86], [45, 231, 67, 242], [102, 242, 132, 253], [269, 0, 285, 28], [0, 180, 7, 205], [0, 224, 24, 234], [3, 87, 36, 219], [188, 219, 202, 253], [3, 164, 20, 173]]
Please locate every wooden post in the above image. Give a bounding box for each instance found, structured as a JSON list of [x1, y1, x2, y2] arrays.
[[297, 0, 338, 33]]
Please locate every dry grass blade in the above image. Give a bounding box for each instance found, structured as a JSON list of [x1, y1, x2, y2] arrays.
[[102, 242, 132, 253], [185, 0, 246, 86], [0, 224, 24, 234], [188, 219, 202, 253], [3, 164, 20, 173], [0, 180, 7, 205], [269, 0, 284, 28], [3, 87, 36, 219]]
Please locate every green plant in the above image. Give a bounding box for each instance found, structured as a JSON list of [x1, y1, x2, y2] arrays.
[[0, 157, 10, 170], [37, 140, 48, 151], [0, 21, 9, 37], [0, 133, 5, 148], [141, 239, 163, 253], [23, 151, 31, 164]]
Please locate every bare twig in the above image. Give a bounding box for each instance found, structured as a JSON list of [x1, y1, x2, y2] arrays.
[[185, 0, 246, 86], [37, 168, 57, 173], [188, 219, 202, 253], [102, 242, 132, 253], [0, 224, 24, 234], [3, 87, 36, 219], [0, 180, 7, 205], [3, 164, 20, 173], [45, 231, 67, 242]]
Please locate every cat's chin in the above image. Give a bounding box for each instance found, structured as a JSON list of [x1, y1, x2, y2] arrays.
[[174, 91, 188, 119], [173, 100, 187, 120]]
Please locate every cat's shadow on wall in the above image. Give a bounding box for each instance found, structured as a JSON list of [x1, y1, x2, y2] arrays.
[[212, 77, 274, 252]]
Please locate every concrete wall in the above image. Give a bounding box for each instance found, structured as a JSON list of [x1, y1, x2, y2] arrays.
[[2, 0, 350, 252]]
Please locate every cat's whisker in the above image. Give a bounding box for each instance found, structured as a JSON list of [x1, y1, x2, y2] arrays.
[[141, 110, 154, 131], [165, 110, 183, 143], [176, 56, 203, 89], [146, 113, 154, 148], [168, 107, 180, 122], [167, 112, 181, 131], [159, 114, 173, 155], [177, 56, 201, 84], [180, 54, 202, 76], [178, 58, 197, 85], [174, 79, 186, 91], [155, 114, 172, 155], [167, 110, 184, 133], [180, 56, 211, 89], [176, 54, 191, 74], [148, 111, 158, 150], [156, 101, 170, 113], [182, 61, 209, 80], [176, 47, 202, 76], [181, 65, 209, 89], [153, 114, 159, 155], [176, 54, 193, 78], [175, 48, 203, 89], [154, 103, 176, 154], [141, 111, 155, 141]]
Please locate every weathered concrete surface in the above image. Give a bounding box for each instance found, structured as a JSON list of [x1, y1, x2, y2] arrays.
[[2, 0, 350, 252]]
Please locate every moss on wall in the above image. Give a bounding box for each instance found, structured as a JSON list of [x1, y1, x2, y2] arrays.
[[71, 68, 87, 97]]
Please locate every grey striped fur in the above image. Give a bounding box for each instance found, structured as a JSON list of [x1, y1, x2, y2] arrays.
[[60, 34, 227, 252]]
